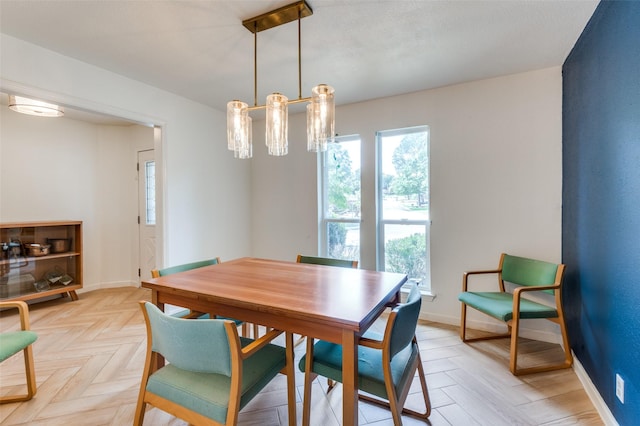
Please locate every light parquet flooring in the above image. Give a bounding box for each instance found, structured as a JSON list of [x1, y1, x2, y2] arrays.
[[0, 287, 602, 426]]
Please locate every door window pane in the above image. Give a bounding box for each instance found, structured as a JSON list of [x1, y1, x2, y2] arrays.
[[145, 161, 156, 225]]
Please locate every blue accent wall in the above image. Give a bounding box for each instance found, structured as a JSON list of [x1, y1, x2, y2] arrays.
[[562, 1, 640, 424]]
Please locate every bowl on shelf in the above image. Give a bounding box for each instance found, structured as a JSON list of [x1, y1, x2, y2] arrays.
[[47, 238, 71, 253], [23, 243, 51, 257]]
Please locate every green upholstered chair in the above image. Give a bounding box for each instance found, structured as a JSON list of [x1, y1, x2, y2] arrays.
[[294, 254, 358, 347], [0, 300, 38, 403], [134, 301, 296, 426], [151, 257, 252, 337], [298, 283, 431, 426], [458, 253, 573, 375]]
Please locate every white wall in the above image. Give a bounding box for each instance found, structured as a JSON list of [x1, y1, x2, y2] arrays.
[[1, 34, 252, 274], [0, 110, 149, 290], [0, 33, 564, 341], [251, 67, 563, 341]]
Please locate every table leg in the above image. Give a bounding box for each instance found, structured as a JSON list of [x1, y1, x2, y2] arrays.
[[342, 329, 358, 426], [150, 289, 164, 313], [285, 332, 296, 426]]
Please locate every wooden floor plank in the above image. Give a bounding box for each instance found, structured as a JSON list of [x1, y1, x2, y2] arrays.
[[0, 287, 602, 425]]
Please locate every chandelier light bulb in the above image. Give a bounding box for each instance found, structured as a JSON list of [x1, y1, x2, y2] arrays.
[[227, 100, 249, 152], [234, 115, 253, 159], [266, 93, 288, 156]]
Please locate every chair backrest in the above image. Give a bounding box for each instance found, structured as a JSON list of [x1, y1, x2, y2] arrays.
[[152, 257, 221, 278], [500, 253, 563, 294], [141, 301, 232, 376], [387, 283, 422, 358], [296, 254, 358, 269]]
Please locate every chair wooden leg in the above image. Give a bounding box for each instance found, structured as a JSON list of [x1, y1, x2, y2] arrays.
[[253, 323, 260, 339], [358, 345, 431, 422], [381, 349, 403, 425], [509, 316, 521, 375], [511, 316, 574, 376], [413, 353, 431, 418], [133, 389, 149, 424], [133, 399, 147, 426], [327, 378, 336, 392], [558, 314, 574, 368], [460, 302, 468, 341], [23, 345, 37, 400], [0, 346, 37, 404], [294, 334, 306, 347]]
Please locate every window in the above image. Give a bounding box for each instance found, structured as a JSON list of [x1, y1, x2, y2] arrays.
[[144, 160, 156, 225], [318, 127, 430, 290], [319, 135, 361, 261], [377, 126, 430, 286]]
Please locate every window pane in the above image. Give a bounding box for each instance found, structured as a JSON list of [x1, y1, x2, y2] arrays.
[[326, 222, 360, 261], [380, 132, 429, 221], [384, 224, 426, 282], [145, 161, 156, 225], [377, 126, 430, 288], [326, 139, 361, 219]]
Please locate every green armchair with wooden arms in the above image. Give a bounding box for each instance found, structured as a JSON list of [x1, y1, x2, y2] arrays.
[[458, 253, 573, 375]]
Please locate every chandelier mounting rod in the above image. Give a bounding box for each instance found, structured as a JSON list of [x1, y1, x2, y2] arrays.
[[298, 7, 302, 100], [242, 0, 313, 110], [242, 1, 313, 34], [227, 0, 333, 159]]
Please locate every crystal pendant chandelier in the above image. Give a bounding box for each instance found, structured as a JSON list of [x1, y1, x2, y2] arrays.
[[226, 0, 335, 159]]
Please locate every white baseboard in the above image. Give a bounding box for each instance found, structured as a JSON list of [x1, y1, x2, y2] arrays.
[[78, 281, 138, 294], [572, 353, 618, 426], [418, 310, 563, 344]]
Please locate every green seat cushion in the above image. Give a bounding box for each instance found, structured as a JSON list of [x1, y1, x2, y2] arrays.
[[458, 291, 558, 321], [146, 338, 285, 423], [298, 331, 418, 400], [0, 330, 38, 362]]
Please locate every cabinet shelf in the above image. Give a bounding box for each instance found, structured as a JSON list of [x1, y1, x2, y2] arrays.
[[0, 251, 80, 266], [9, 283, 82, 302], [1, 221, 83, 303]]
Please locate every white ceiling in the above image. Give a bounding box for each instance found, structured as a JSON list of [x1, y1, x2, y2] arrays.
[[0, 0, 599, 120]]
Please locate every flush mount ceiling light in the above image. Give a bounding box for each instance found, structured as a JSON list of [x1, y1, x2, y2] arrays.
[[8, 95, 64, 117], [227, 0, 335, 159]]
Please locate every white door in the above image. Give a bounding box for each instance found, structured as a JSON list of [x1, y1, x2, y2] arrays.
[[138, 149, 156, 283]]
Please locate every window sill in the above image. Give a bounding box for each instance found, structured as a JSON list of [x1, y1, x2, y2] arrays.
[[399, 279, 436, 302]]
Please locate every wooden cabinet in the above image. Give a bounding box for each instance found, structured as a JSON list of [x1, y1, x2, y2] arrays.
[[1, 221, 82, 302]]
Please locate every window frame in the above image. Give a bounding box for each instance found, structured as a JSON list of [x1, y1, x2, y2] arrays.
[[319, 135, 362, 261], [376, 126, 431, 288]]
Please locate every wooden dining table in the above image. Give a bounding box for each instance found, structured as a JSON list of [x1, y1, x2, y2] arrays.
[[141, 257, 407, 426]]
